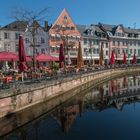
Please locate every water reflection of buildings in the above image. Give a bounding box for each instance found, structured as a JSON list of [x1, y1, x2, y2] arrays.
[[84, 76, 140, 111], [52, 100, 83, 133]]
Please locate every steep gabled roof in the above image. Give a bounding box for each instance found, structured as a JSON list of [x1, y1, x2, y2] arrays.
[[99, 22, 140, 34], [99, 23, 116, 32], [76, 24, 86, 34], [124, 27, 140, 34], [1, 21, 28, 31], [1, 20, 49, 32]]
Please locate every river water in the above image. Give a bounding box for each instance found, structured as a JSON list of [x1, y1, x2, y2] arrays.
[[1, 75, 140, 140]]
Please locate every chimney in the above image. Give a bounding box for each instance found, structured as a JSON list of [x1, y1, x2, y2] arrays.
[[44, 21, 48, 29]]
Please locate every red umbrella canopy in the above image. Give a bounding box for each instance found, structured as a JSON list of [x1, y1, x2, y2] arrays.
[[123, 52, 127, 64], [36, 54, 52, 62], [50, 56, 59, 61], [59, 44, 65, 62], [110, 51, 115, 65], [19, 35, 27, 72], [59, 44, 65, 68], [0, 51, 18, 61], [132, 53, 136, 64]]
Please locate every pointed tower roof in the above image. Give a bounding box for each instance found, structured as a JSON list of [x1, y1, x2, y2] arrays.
[[50, 8, 80, 36]]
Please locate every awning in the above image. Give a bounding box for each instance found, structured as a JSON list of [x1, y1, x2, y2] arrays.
[[36, 54, 59, 62], [0, 51, 18, 61]]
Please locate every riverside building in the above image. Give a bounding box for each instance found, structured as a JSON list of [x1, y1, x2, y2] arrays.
[[0, 21, 50, 56]]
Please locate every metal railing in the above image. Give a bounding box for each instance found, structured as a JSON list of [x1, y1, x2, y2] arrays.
[[0, 64, 140, 93]]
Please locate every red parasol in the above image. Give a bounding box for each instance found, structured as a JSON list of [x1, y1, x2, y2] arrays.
[[132, 53, 136, 64], [123, 52, 127, 64], [110, 51, 115, 65], [18, 35, 28, 72], [59, 44, 65, 68]]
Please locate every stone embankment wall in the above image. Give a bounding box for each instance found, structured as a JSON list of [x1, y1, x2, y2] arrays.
[[0, 67, 139, 118]]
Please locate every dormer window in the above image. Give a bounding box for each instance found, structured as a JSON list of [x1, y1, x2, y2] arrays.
[[71, 27, 75, 30], [107, 31, 112, 36], [64, 16, 67, 20]]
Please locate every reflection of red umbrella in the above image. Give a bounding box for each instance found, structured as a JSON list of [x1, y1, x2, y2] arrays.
[[133, 75, 136, 86], [132, 53, 136, 64], [123, 52, 127, 64], [111, 80, 115, 93], [59, 44, 65, 68], [123, 77, 127, 88], [110, 51, 115, 65], [19, 35, 27, 72]]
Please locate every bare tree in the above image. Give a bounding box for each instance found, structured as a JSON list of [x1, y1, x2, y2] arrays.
[[11, 7, 49, 72]]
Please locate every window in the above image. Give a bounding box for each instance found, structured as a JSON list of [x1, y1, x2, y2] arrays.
[[51, 36, 55, 41], [51, 47, 55, 52], [84, 39, 87, 45], [89, 48, 91, 53], [113, 41, 115, 46], [71, 27, 75, 30], [134, 41, 136, 46], [41, 38, 45, 44], [138, 49, 140, 56], [15, 33, 20, 40], [66, 26, 71, 30], [84, 48, 88, 53], [94, 40, 99, 45], [138, 41, 140, 46], [4, 32, 10, 39], [4, 43, 10, 51], [106, 43, 108, 48], [41, 48, 45, 54], [93, 48, 96, 54], [97, 48, 99, 54], [106, 50, 108, 55], [25, 38, 29, 43], [118, 41, 120, 46], [15, 44, 18, 52], [126, 41, 129, 46], [130, 49, 132, 54], [118, 49, 120, 54]]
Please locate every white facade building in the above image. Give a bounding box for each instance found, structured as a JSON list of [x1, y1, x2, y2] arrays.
[[0, 21, 50, 56], [76, 24, 110, 65]]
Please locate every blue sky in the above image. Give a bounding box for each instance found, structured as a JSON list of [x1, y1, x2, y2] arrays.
[[0, 0, 140, 28]]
